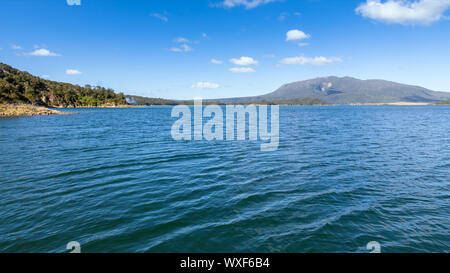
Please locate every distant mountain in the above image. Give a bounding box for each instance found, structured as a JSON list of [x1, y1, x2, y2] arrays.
[[218, 76, 450, 105]]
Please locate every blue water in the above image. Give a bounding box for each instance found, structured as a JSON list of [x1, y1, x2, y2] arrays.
[[0, 106, 449, 253]]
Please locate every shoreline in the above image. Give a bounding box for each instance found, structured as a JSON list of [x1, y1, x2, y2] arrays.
[[0, 104, 78, 117], [0, 104, 142, 117]]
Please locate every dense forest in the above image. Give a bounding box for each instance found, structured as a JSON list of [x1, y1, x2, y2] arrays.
[[0, 63, 127, 107]]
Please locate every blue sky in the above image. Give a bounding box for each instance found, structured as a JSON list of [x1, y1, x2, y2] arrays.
[[1, 0, 450, 99]]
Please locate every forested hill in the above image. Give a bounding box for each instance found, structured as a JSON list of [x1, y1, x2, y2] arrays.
[[0, 63, 127, 107]]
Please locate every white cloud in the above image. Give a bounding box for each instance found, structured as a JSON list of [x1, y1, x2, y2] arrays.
[[41, 75, 50, 79], [67, 0, 81, 6], [230, 56, 259, 66], [211, 59, 223, 64], [298, 42, 309, 47], [174, 37, 189, 43], [191, 82, 220, 89], [66, 69, 82, 75], [230, 67, 256, 73], [286, 29, 310, 41], [151, 13, 168, 22], [220, 0, 278, 9], [202, 33, 208, 38], [11, 45, 22, 50], [279, 56, 342, 65], [28, 48, 60, 57], [356, 0, 450, 25]]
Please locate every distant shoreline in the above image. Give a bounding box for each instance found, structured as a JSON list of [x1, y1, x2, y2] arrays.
[[349, 102, 432, 106], [133, 101, 438, 106], [51, 104, 137, 109]]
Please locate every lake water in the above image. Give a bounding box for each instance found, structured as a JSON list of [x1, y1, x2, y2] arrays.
[[0, 106, 449, 253]]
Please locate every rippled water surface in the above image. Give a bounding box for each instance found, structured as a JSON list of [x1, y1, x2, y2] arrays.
[[1, 106, 449, 253]]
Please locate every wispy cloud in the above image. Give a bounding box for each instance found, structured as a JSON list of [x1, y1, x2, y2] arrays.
[[356, 0, 450, 25], [277, 12, 302, 22], [211, 59, 223, 64], [34, 44, 46, 49], [191, 82, 220, 89], [170, 44, 192, 52], [151, 13, 168, 22], [67, 0, 81, 6], [279, 56, 342, 65], [181, 44, 192, 52], [66, 69, 82, 75], [278, 12, 288, 21], [11, 45, 22, 50], [230, 56, 259, 66], [215, 0, 278, 9], [230, 67, 256, 73], [170, 47, 182, 52], [41, 75, 50, 79], [174, 37, 189, 43]]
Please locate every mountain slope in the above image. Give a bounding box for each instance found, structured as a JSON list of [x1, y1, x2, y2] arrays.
[[260, 76, 450, 104], [218, 76, 450, 105]]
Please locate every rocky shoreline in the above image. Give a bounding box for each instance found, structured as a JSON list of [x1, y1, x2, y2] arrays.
[[0, 104, 77, 117]]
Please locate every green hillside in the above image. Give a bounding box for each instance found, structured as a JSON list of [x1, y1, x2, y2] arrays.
[[0, 63, 127, 107]]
